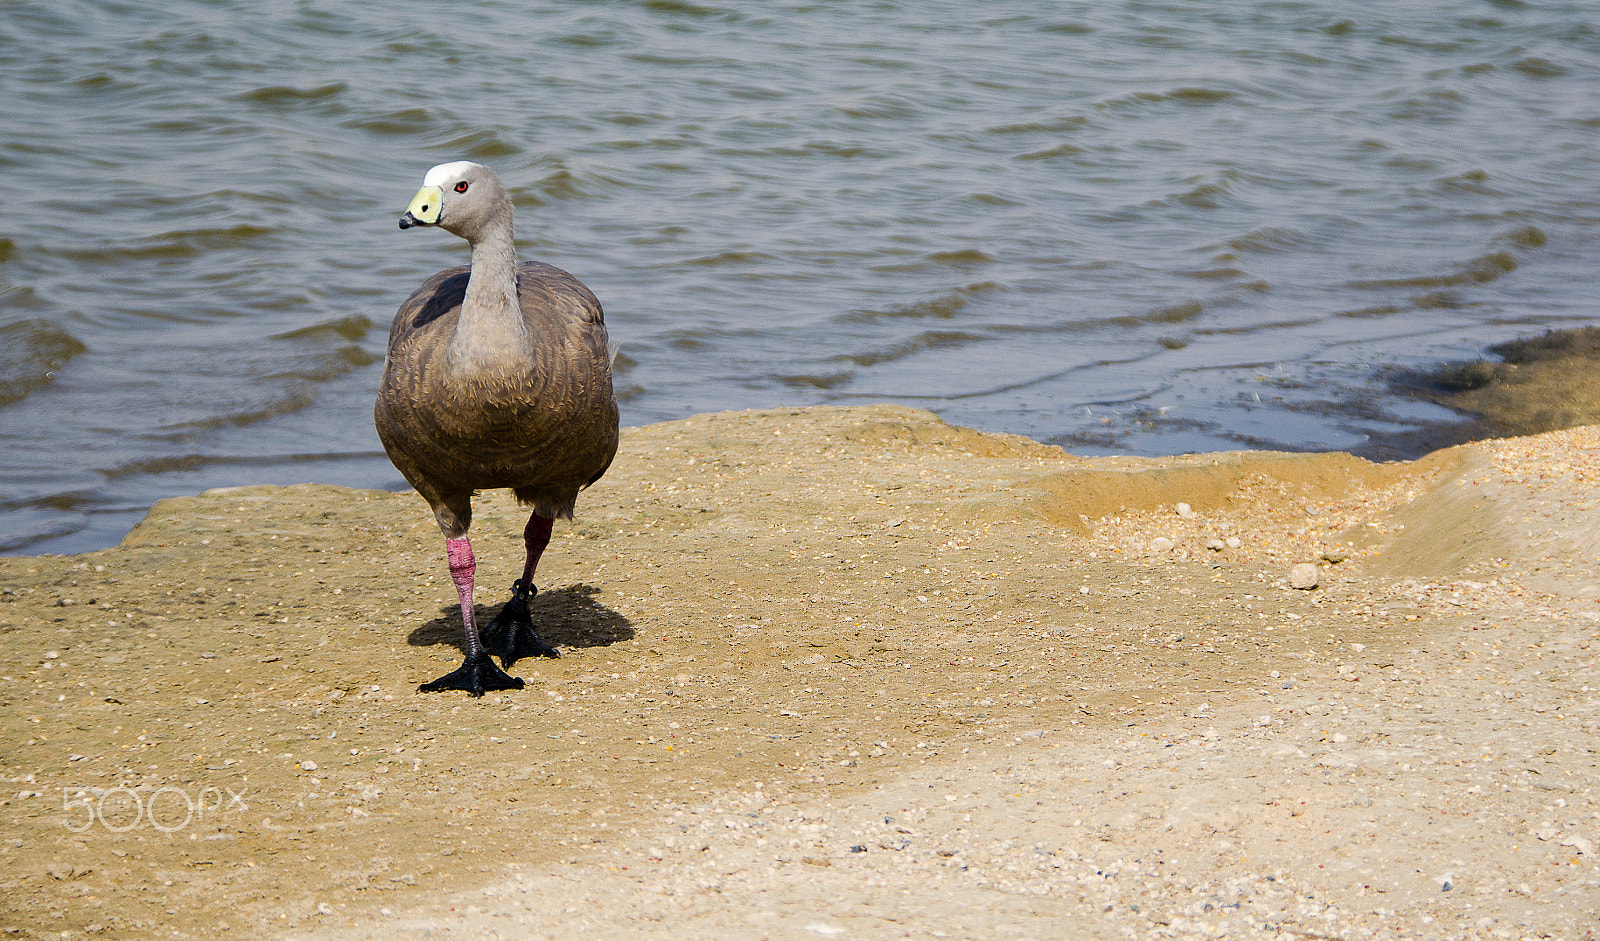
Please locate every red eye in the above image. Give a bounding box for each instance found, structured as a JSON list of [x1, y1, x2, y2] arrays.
[[454, 181, 469, 193]]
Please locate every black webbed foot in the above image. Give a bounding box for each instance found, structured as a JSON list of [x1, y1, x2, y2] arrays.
[[481, 579, 561, 668], [419, 654, 525, 697]]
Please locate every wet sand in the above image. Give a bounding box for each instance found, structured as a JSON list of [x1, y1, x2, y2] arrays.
[[2, 404, 1597, 939], [1374, 324, 1600, 460]]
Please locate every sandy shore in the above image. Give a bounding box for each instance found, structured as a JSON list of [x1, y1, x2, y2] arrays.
[[2, 404, 1596, 939]]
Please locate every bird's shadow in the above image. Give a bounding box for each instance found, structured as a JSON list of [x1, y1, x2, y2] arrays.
[[406, 583, 635, 653]]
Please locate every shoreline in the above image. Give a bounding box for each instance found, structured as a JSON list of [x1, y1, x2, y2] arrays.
[[2, 405, 1596, 939], [13, 320, 1600, 560]]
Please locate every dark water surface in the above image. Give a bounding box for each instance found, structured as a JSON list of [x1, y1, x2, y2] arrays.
[[3, 1, 1599, 554]]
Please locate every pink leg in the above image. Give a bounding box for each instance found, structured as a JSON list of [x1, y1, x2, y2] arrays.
[[446, 537, 483, 660], [521, 514, 554, 584], [418, 536, 525, 696], [480, 513, 562, 666]]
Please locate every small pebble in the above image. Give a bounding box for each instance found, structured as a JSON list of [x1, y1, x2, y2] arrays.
[[1149, 537, 1175, 553], [1224, 536, 1242, 549], [299, 760, 318, 772], [1289, 563, 1318, 590], [1175, 502, 1196, 518]]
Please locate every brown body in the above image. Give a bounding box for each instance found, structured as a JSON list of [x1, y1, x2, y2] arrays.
[[374, 261, 619, 537]]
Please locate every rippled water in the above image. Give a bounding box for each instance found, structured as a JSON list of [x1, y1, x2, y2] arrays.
[[3, 0, 1599, 555]]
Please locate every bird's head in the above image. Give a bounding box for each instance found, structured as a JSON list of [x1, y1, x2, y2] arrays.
[[398, 161, 509, 243]]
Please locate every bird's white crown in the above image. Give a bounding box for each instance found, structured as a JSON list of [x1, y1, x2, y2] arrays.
[[422, 161, 480, 187]]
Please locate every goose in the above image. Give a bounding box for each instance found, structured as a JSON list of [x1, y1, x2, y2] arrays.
[[375, 160, 619, 696]]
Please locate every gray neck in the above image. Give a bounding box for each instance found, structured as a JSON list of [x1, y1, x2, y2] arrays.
[[447, 212, 528, 373]]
